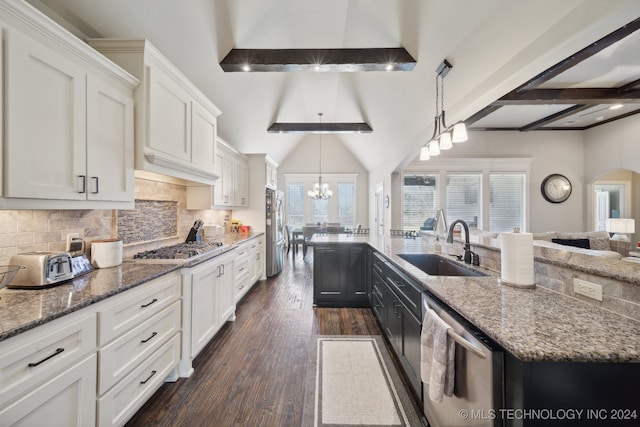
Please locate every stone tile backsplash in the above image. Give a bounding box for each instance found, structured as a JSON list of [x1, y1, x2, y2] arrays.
[[117, 200, 178, 244], [0, 177, 229, 264]]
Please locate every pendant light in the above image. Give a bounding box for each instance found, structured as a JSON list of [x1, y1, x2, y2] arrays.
[[308, 113, 333, 200], [420, 59, 468, 161]]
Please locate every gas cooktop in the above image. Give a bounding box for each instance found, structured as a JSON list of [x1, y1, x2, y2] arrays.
[[133, 241, 229, 264]]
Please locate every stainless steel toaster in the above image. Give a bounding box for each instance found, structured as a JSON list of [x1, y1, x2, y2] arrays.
[[9, 251, 74, 288]]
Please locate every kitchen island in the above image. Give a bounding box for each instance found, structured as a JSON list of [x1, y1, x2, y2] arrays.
[[309, 233, 640, 426]]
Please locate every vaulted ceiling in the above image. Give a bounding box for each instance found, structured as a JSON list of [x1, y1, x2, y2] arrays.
[[28, 0, 640, 172]]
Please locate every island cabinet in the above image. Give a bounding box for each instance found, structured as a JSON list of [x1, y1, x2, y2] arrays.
[[313, 244, 368, 307], [380, 260, 423, 399], [0, 0, 138, 210], [503, 354, 640, 427]]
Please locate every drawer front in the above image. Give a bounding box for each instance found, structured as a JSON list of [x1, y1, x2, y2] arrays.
[[0, 353, 97, 427], [98, 333, 180, 427], [235, 243, 251, 262], [385, 264, 422, 318], [0, 310, 97, 408], [371, 269, 385, 301], [372, 252, 386, 276], [98, 271, 181, 346], [235, 258, 250, 279], [98, 301, 181, 395]]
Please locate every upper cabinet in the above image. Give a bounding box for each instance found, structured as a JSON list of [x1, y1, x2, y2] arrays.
[[0, 0, 138, 209], [266, 158, 278, 189], [186, 138, 249, 209], [87, 39, 221, 185]]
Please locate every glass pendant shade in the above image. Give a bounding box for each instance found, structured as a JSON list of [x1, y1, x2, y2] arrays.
[[428, 141, 440, 156], [452, 122, 468, 143], [439, 131, 452, 149], [420, 146, 430, 161]]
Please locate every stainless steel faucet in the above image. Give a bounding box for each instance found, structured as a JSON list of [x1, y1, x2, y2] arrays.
[[446, 219, 479, 265]]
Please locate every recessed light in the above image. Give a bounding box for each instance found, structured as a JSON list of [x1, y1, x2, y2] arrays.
[[242, 64, 251, 72], [385, 63, 393, 71], [595, 116, 605, 121], [609, 104, 624, 110]]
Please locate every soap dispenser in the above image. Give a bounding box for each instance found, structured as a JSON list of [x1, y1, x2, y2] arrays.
[[433, 237, 442, 254]]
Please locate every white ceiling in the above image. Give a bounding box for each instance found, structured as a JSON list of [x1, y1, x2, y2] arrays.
[[27, 0, 640, 171]]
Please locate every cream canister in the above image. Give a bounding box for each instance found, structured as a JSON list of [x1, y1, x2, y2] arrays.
[[91, 239, 123, 268]]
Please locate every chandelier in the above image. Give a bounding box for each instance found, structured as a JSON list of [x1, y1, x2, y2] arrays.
[[308, 113, 333, 200], [420, 59, 468, 161]]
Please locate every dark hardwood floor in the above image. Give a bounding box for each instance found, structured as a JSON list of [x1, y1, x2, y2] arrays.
[[126, 251, 422, 426]]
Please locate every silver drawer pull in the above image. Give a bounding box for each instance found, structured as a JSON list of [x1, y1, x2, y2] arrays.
[[448, 330, 486, 359], [141, 298, 158, 308], [140, 370, 157, 385], [28, 347, 64, 367], [141, 332, 158, 344]]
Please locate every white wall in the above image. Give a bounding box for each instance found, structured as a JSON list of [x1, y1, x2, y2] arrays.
[[277, 134, 369, 227]]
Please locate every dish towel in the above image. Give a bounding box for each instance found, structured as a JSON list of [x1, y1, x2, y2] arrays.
[[421, 308, 455, 403]]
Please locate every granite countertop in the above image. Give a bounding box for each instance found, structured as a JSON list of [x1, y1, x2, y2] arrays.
[[0, 232, 265, 342], [310, 234, 640, 363]]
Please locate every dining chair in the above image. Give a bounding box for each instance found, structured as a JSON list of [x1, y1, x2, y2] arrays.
[[286, 225, 304, 255]]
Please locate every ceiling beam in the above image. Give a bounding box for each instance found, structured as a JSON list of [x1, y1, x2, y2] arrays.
[[267, 122, 373, 133], [495, 88, 640, 105], [220, 48, 416, 72], [519, 104, 592, 131], [515, 17, 640, 91]]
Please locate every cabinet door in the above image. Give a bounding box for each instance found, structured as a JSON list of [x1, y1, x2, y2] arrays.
[[255, 238, 265, 279], [0, 354, 97, 427], [217, 258, 235, 323], [191, 102, 217, 174], [313, 247, 348, 304], [148, 66, 191, 162], [190, 261, 219, 358], [383, 283, 402, 353], [346, 246, 367, 302], [212, 149, 225, 206], [222, 153, 234, 205], [5, 29, 86, 200], [235, 160, 249, 207], [400, 306, 423, 398], [86, 74, 134, 201]]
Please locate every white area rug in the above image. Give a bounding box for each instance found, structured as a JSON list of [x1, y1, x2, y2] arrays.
[[302, 335, 423, 427]]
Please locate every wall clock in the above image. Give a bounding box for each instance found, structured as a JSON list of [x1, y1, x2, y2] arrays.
[[541, 174, 572, 203]]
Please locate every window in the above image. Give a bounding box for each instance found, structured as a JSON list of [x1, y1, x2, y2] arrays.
[[402, 174, 437, 231], [285, 173, 357, 227], [338, 183, 355, 228], [402, 158, 531, 232], [489, 173, 525, 231], [287, 183, 305, 228], [446, 173, 480, 228]]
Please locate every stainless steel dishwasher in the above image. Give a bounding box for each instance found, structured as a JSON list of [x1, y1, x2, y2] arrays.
[[422, 293, 504, 427]]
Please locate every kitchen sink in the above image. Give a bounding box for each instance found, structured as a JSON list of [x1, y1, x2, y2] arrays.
[[397, 254, 488, 277]]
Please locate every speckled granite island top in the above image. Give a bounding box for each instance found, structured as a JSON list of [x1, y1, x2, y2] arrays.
[[310, 234, 640, 363]]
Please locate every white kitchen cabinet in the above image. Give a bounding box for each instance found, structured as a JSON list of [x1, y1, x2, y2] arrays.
[[266, 160, 278, 189], [96, 271, 181, 426], [181, 250, 236, 376], [87, 39, 221, 185], [0, 6, 137, 208], [186, 138, 249, 209], [252, 235, 265, 283], [234, 236, 264, 303], [0, 353, 97, 427], [0, 308, 97, 427]]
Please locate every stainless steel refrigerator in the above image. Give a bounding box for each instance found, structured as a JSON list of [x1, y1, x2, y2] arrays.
[[266, 188, 285, 276]]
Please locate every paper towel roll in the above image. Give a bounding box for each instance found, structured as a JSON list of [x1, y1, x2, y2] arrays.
[[499, 232, 535, 287]]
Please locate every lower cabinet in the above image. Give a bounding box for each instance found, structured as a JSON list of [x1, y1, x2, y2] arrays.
[[96, 271, 182, 427], [180, 250, 235, 377], [366, 250, 424, 399], [0, 353, 97, 427], [313, 244, 368, 307]]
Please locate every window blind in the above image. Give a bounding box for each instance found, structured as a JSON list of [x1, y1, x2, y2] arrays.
[[402, 174, 437, 231], [338, 183, 355, 228], [287, 183, 305, 227], [446, 174, 480, 228], [489, 173, 525, 231]]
